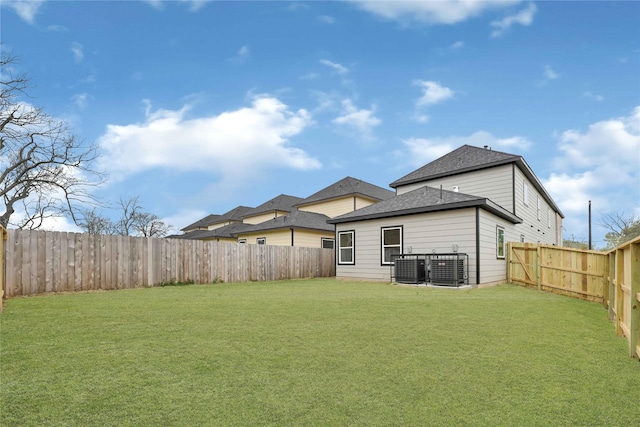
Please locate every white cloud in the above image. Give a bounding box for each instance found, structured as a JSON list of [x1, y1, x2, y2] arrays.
[[320, 59, 349, 75], [72, 92, 89, 109], [47, 24, 69, 32], [71, 42, 84, 63], [98, 95, 320, 185], [349, 0, 520, 25], [332, 99, 381, 140], [143, 0, 211, 11], [318, 15, 336, 24], [450, 41, 465, 50], [543, 65, 559, 80], [490, 2, 536, 38], [2, 0, 45, 24], [398, 131, 532, 167], [543, 107, 640, 243], [414, 80, 454, 107], [230, 45, 250, 63], [583, 91, 604, 102]]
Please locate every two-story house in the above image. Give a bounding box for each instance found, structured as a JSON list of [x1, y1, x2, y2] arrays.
[[174, 177, 394, 249], [328, 145, 564, 286]]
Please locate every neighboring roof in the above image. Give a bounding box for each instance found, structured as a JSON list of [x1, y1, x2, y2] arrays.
[[328, 185, 522, 224], [181, 214, 222, 232], [295, 176, 394, 207], [390, 145, 520, 188], [172, 222, 254, 240], [221, 205, 253, 221], [180, 205, 253, 231], [390, 144, 564, 217], [242, 194, 303, 218], [234, 210, 334, 235]]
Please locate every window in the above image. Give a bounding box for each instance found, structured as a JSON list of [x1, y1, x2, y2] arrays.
[[321, 238, 335, 249], [238, 239, 247, 244], [537, 196, 541, 220], [496, 226, 505, 259], [523, 182, 529, 206], [547, 207, 551, 228], [381, 226, 403, 265], [256, 237, 266, 245], [338, 231, 355, 265]]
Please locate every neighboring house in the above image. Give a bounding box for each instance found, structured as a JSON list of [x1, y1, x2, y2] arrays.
[[294, 176, 395, 218], [241, 194, 303, 225], [235, 177, 394, 248], [174, 177, 394, 249], [328, 145, 564, 286], [181, 206, 253, 233], [233, 210, 335, 248]]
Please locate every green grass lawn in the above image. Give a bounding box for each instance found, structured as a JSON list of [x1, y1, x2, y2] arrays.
[[1, 280, 638, 426]]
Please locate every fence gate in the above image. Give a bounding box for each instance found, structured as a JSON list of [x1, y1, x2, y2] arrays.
[[507, 243, 539, 288]]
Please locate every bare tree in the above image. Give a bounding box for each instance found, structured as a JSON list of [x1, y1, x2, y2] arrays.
[[78, 196, 172, 238], [134, 211, 173, 237], [1, 51, 101, 229], [599, 212, 640, 249], [77, 208, 116, 235]]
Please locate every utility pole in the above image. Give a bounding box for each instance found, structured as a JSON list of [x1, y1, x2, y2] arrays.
[[588, 200, 592, 250]]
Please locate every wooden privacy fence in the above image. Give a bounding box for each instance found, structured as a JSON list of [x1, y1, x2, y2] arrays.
[[507, 242, 607, 303], [606, 236, 640, 359], [508, 239, 640, 360], [2, 229, 335, 298]]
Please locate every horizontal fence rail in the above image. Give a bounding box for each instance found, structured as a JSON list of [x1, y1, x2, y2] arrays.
[[2, 229, 335, 298]]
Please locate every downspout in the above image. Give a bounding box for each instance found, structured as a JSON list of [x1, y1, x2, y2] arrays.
[[512, 164, 516, 216], [476, 207, 480, 286], [354, 196, 356, 211], [290, 228, 294, 246]]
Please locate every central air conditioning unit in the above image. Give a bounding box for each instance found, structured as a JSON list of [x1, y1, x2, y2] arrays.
[[394, 258, 426, 284], [430, 257, 465, 286]]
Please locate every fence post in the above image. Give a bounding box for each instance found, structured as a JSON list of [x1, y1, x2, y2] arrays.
[[629, 240, 640, 359], [536, 244, 541, 291], [0, 226, 6, 310]]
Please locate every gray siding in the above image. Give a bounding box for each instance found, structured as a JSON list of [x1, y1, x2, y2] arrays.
[[396, 164, 514, 214], [513, 168, 557, 245], [478, 209, 519, 284], [335, 209, 478, 283]]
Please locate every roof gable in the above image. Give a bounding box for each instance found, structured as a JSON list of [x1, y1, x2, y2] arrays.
[[390, 144, 520, 188], [295, 176, 394, 207], [242, 194, 303, 218], [180, 205, 253, 231]]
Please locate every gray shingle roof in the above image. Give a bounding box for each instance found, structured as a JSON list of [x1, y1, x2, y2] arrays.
[[242, 194, 303, 218], [172, 222, 254, 240], [180, 205, 253, 231], [181, 214, 223, 231], [235, 210, 334, 234], [390, 144, 520, 188], [328, 185, 521, 224], [295, 176, 394, 207]]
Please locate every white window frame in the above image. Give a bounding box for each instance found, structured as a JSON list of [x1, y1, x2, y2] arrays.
[[497, 226, 505, 259], [381, 226, 403, 265], [256, 237, 266, 245], [338, 231, 355, 265], [523, 182, 529, 206], [321, 238, 335, 249]]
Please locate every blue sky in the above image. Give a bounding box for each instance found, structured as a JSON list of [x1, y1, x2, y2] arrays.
[[2, 0, 639, 247]]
